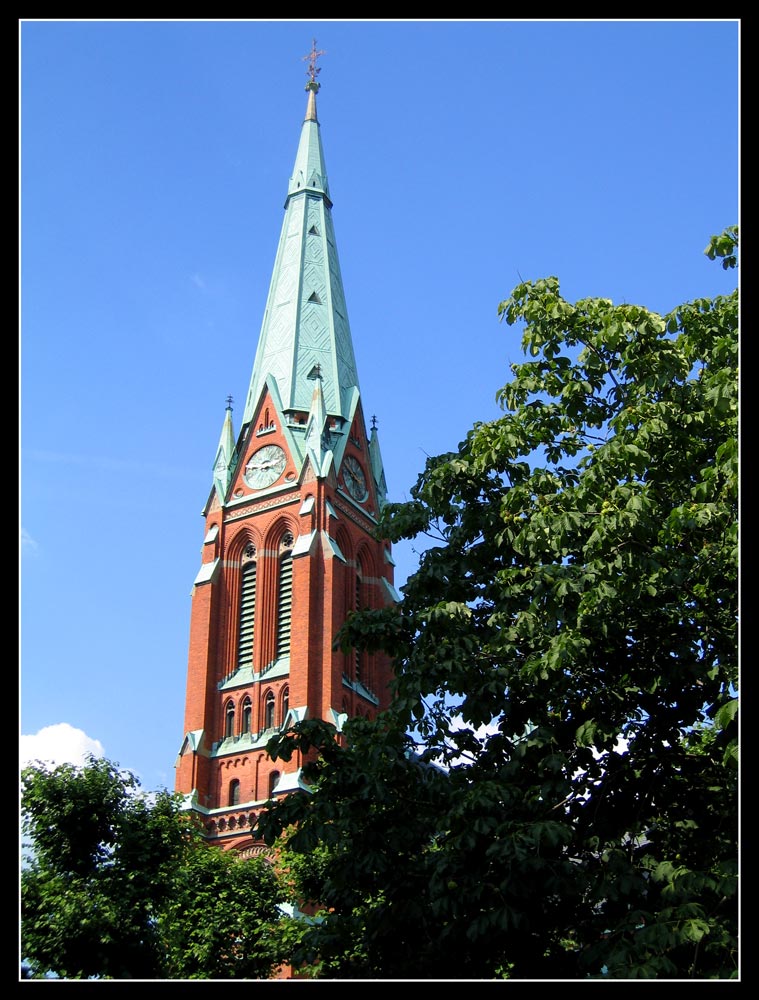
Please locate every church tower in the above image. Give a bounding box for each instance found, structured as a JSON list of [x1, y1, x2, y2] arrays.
[[174, 49, 399, 852]]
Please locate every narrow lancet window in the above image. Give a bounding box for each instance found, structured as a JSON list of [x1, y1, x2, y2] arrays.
[[238, 545, 257, 669], [277, 535, 294, 658]]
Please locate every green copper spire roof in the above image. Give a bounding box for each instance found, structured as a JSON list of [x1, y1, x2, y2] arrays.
[[303, 365, 333, 478], [241, 71, 360, 455], [212, 396, 238, 501], [368, 415, 388, 508]]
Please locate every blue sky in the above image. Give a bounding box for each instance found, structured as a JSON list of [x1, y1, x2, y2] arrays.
[[20, 19, 739, 791]]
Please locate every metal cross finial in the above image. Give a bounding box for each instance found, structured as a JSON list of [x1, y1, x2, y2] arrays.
[[371, 415, 377, 430], [303, 39, 326, 90], [226, 395, 234, 410]]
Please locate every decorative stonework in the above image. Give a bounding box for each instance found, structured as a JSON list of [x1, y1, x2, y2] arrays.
[[237, 843, 271, 859], [220, 755, 250, 771], [333, 495, 378, 529], [226, 494, 302, 522]]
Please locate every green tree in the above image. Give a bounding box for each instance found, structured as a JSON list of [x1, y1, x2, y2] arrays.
[[258, 227, 739, 980], [159, 841, 288, 979], [21, 755, 291, 979]]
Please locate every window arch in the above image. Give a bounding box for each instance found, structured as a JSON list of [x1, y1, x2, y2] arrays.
[[229, 779, 240, 806], [242, 696, 252, 734], [276, 533, 294, 658], [281, 685, 289, 724], [238, 544, 257, 669], [224, 700, 235, 739], [355, 561, 366, 684], [264, 690, 275, 730], [268, 770, 280, 798]]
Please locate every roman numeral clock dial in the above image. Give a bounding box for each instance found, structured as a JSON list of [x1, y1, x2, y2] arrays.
[[342, 455, 367, 501]]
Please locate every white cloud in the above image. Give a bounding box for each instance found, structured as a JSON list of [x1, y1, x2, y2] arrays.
[[20, 723, 104, 770], [20, 528, 39, 555]]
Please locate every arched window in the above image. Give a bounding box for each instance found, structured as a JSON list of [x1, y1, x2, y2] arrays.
[[276, 534, 294, 658], [355, 564, 365, 684], [238, 544, 257, 669], [281, 686, 289, 723], [268, 770, 280, 798], [229, 779, 240, 806], [264, 690, 275, 730], [242, 697, 252, 734], [225, 700, 235, 739]]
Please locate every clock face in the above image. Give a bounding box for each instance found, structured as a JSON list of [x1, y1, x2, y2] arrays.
[[244, 444, 287, 490], [342, 455, 367, 501]]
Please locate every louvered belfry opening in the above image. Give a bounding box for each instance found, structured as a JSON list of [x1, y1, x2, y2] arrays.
[[276, 534, 294, 659], [238, 545, 257, 670], [355, 568, 363, 683]]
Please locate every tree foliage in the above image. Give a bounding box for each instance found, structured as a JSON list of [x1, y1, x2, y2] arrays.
[[258, 227, 739, 980], [20, 755, 291, 979], [158, 840, 286, 979]]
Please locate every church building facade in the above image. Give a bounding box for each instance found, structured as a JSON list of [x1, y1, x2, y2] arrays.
[[174, 53, 399, 853]]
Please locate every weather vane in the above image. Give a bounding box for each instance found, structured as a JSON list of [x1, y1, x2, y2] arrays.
[[303, 39, 326, 92]]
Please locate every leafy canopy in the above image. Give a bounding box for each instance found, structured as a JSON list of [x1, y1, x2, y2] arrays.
[[258, 227, 739, 980], [21, 755, 292, 980]]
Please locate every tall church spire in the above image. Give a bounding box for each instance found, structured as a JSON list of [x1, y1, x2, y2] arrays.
[[241, 43, 360, 484], [175, 50, 397, 864]]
